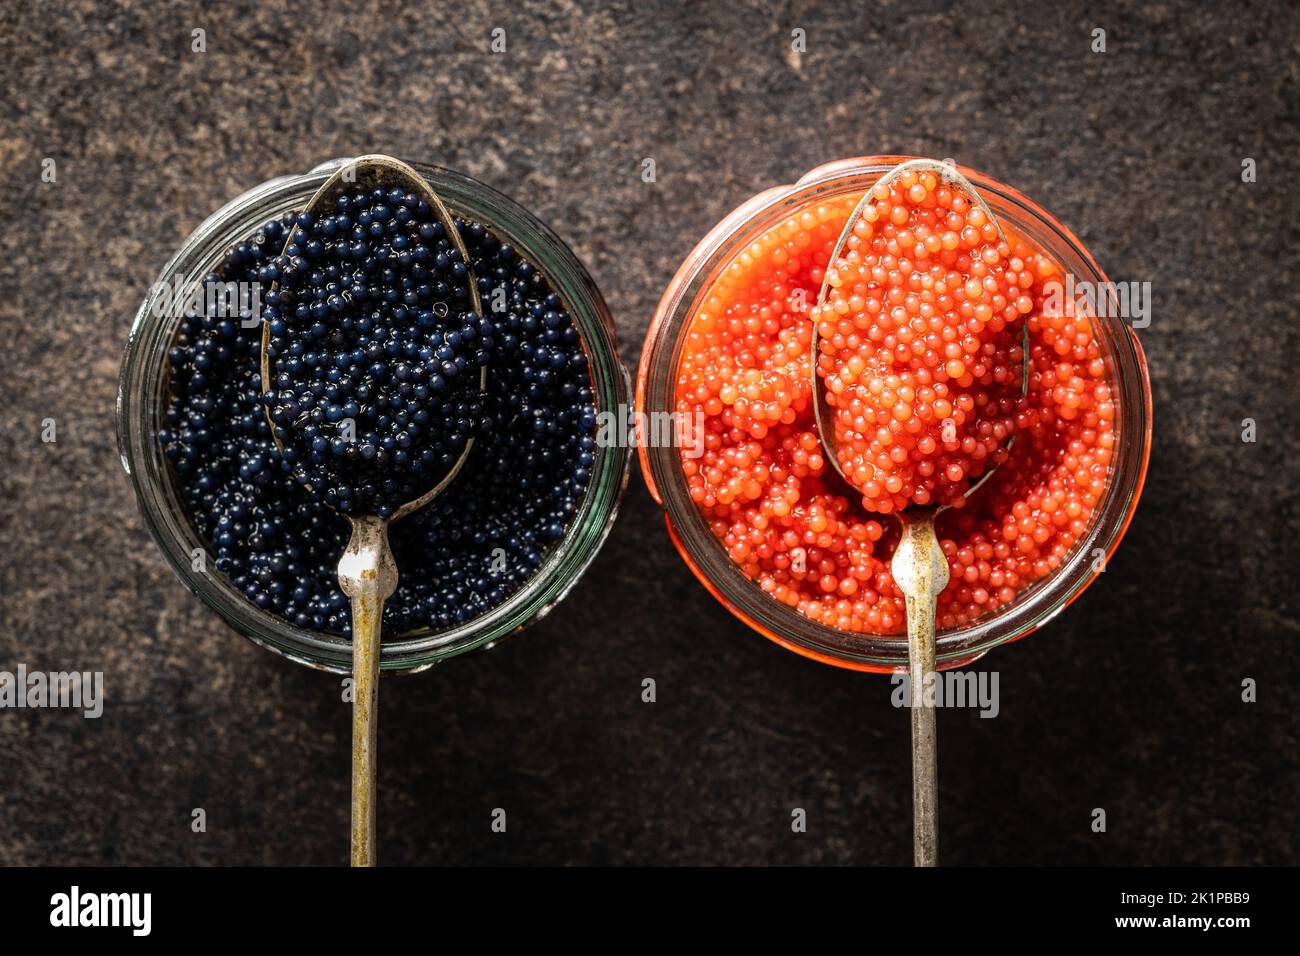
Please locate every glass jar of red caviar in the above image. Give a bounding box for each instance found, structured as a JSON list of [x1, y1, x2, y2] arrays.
[[636, 156, 1151, 672], [118, 158, 631, 674]]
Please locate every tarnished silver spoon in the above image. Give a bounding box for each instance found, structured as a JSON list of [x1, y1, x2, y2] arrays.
[[260, 154, 486, 866], [812, 158, 1026, 866]]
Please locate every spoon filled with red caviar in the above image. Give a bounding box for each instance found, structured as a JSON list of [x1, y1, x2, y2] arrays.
[[259, 155, 488, 865], [811, 159, 1028, 866]]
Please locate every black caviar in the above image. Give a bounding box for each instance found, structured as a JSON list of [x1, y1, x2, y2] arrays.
[[160, 210, 597, 636], [264, 186, 488, 517]]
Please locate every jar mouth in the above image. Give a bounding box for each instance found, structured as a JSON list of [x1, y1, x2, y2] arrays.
[[118, 159, 631, 674], [637, 156, 1152, 672]]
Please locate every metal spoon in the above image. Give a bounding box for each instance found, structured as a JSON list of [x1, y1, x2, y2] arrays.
[[259, 155, 486, 866], [811, 158, 1025, 866]]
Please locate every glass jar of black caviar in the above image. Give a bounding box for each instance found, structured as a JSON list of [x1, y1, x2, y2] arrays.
[[118, 158, 630, 674]]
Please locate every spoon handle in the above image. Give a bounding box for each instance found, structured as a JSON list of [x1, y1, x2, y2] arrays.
[[337, 514, 399, 867], [890, 510, 951, 867]]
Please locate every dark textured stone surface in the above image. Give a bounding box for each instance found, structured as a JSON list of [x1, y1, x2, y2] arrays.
[[0, 0, 1297, 866]]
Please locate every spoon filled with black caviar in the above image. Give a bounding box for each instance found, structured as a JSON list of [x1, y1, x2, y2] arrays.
[[258, 155, 489, 866]]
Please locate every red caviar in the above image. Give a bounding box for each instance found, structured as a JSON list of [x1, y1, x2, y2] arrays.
[[814, 169, 1027, 513], [675, 181, 1115, 634]]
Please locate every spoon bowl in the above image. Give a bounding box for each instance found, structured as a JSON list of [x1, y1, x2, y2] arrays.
[[811, 158, 1019, 496]]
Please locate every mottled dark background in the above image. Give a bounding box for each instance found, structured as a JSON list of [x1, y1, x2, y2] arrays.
[[0, 0, 1296, 866]]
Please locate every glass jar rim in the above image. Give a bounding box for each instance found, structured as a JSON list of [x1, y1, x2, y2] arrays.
[[118, 158, 631, 674], [636, 155, 1153, 672]]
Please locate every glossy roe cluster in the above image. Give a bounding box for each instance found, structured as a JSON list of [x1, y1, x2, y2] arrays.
[[162, 213, 597, 637], [813, 169, 1027, 513], [675, 185, 1115, 633], [263, 185, 489, 517]]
